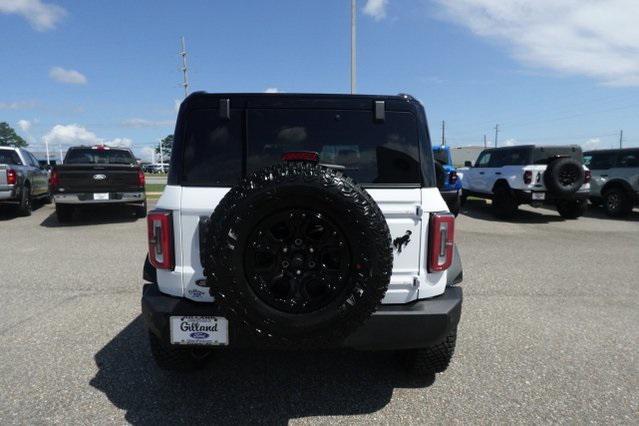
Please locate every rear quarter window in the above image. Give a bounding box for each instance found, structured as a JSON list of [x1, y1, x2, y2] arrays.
[[0, 150, 22, 165]]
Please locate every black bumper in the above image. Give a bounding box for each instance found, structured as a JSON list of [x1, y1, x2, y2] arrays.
[[141, 283, 462, 351], [513, 189, 589, 204]]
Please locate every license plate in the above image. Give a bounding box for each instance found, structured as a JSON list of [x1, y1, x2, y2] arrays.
[[93, 193, 109, 200], [532, 192, 545, 200], [170, 316, 228, 346]]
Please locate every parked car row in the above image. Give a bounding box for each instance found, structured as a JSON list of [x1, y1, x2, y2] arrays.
[[1, 145, 146, 221], [446, 145, 638, 219]]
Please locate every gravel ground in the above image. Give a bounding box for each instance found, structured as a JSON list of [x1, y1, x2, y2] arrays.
[[0, 200, 637, 424]]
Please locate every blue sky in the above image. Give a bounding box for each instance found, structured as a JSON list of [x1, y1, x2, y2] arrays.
[[1, 0, 638, 162]]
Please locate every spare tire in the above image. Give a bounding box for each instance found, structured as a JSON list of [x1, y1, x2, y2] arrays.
[[204, 162, 393, 346], [543, 157, 584, 196], [434, 161, 447, 189]]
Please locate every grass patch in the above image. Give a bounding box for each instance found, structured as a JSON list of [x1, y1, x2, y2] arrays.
[[145, 183, 166, 193]]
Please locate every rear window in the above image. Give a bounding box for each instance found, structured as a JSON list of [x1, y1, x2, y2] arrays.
[[0, 150, 22, 165], [64, 148, 136, 165], [585, 151, 618, 170], [182, 108, 422, 186], [532, 146, 582, 164]]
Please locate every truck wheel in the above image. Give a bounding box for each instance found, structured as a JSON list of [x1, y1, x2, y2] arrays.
[[204, 162, 393, 347], [135, 201, 147, 218], [543, 157, 584, 196], [148, 332, 211, 372], [55, 204, 74, 223], [43, 192, 53, 205], [17, 185, 32, 217], [492, 187, 518, 219], [556, 199, 587, 219], [402, 328, 457, 375], [603, 188, 633, 217]]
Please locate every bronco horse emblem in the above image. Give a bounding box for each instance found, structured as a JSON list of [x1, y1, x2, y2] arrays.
[[393, 230, 412, 253]]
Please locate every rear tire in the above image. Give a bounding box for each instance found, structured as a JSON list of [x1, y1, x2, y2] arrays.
[[556, 199, 587, 219], [148, 332, 211, 372], [492, 187, 518, 219], [43, 192, 53, 205], [603, 188, 633, 217], [17, 185, 32, 217], [55, 204, 74, 223], [402, 329, 457, 375]]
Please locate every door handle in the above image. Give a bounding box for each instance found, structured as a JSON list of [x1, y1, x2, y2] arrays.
[[600, 174, 608, 177], [495, 172, 502, 175], [479, 172, 485, 175]]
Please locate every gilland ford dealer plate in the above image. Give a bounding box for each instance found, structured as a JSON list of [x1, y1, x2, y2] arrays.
[[170, 316, 228, 345], [532, 192, 546, 200], [93, 193, 109, 200]]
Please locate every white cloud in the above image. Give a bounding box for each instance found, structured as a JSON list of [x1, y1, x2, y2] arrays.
[[582, 138, 601, 150], [17, 119, 31, 131], [122, 118, 174, 128], [0, 100, 37, 110], [435, 0, 639, 86], [363, 0, 388, 21], [49, 66, 87, 85], [0, 0, 66, 31], [503, 138, 517, 147], [264, 87, 280, 93], [141, 146, 156, 163], [42, 124, 132, 148]]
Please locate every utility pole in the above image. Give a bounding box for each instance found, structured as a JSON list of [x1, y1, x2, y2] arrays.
[[44, 140, 50, 165], [180, 36, 189, 99], [619, 129, 623, 148], [350, 0, 356, 94], [494, 124, 499, 148], [58, 144, 63, 163], [441, 120, 446, 146], [483, 134, 487, 148], [159, 139, 164, 170]]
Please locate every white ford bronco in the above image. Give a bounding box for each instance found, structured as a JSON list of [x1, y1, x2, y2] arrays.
[[460, 145, 591, 219], [142, 93, 463, 376]]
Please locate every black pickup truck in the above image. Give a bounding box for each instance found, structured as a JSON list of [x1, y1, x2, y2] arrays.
[[50, 146, 147, 222]]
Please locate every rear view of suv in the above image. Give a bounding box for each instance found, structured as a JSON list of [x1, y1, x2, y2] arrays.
[[461, 145, 590, 219], [141, 93, 463, 377], [584, 148, 639, 217]]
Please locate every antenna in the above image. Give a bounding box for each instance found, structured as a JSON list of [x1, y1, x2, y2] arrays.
[[180, 36, 189, 99]]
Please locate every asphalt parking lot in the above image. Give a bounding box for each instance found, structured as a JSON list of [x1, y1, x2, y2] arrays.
[[0, 200, 637, 424]]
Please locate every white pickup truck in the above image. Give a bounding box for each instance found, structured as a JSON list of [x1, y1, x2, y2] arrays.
[[459, 145, 590, 219]]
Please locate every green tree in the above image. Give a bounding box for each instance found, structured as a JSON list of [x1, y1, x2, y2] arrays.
[[155, 134, 173, 162], [0, 122, 28, 147]]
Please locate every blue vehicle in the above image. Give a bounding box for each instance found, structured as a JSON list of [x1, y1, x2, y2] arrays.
[[433, 145, 462, 215]]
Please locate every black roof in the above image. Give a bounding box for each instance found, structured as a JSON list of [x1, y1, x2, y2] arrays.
[[179, 92, 424, 112], [482, 144, 581, 151], [583, 147, 636, 154]]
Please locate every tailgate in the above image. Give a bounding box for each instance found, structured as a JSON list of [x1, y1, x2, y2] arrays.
[[57, 165, 141, 192], [0, 165, 7, 186]]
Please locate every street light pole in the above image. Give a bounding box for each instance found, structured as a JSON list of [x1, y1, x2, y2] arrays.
[[351, 0, 356, 94]]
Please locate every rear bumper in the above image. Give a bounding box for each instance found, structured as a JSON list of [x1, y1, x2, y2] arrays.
[[141, 283, 462, 351], [54, 191, 145, 204], [513, 189, 589, 204], [0, 187, 17, 201]]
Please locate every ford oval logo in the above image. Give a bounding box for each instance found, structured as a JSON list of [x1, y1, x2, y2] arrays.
[[93, 174, 107, 180], [190, 332, 210, 339]]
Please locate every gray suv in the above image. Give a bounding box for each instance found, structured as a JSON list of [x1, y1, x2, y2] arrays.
[[584, 148, 639, 217]]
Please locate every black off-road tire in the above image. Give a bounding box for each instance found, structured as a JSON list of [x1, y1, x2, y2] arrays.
[[17, 185, 32, 217], [402, 328, 457, 375], [135, 200, 147, 218], [544, 157, 584, 196], [603, 188, 633, 218], [460, 190, 468, 207], [556, 199, 587, 219], [449, 193, 461, 217], [55, 204, 74, 223], [148, 332, 211, 372], [492, 187, 518, 219], [204, 162, 393, 347]]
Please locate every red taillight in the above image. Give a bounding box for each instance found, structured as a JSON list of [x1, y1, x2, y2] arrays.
[[523, 170, 532, 185], [49, 169, 59, 189], [147, 210, 174, 270], [448, 171, 458, 184], [584, 170, 591, 184], [282, 151, 319, 163], [428, 212, 455, 273], [137, 169, 145, 187], [6, 169, 17, 185]]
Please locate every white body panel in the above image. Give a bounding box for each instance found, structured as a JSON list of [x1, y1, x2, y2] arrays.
[[155, 185, 451, 305], [462, 164, 590, 195]]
